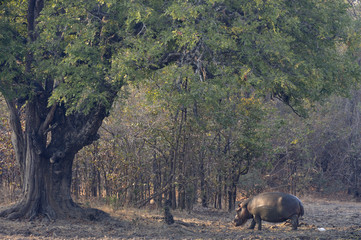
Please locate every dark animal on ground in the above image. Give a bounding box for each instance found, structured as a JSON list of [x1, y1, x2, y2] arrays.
[[234, 192, 304, 230]]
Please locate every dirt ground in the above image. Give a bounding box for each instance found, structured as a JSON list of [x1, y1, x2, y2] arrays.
[[0, 197, 360, 240]]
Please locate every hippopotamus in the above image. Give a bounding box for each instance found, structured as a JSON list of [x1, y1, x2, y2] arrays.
[[234, 192, 304, 230]]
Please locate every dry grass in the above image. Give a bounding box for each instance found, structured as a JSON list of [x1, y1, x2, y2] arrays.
[[0, 197, 360, 239]]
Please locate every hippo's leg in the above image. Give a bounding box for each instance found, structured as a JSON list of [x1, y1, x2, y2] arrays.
[[248, 219, 256, 229], [254, 215, 262, 230], [290, 214, 299, 230]]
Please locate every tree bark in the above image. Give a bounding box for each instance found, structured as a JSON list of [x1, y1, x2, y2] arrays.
[[152, 145, 162, 207], [200, 157, 207, 207], [227, 182, 237, 212], [5, 99, 25, 185], [0, 91, 113, 220]]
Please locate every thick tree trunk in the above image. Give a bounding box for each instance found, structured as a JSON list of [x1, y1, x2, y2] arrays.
[[0, 147, 106, 220], [0, 149, 71, 220], [1, 98, 108, 220], [0, 92, 114, 220]]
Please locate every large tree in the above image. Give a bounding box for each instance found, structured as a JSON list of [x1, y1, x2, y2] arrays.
[[0, 0, 359, 220], [0, 0, 124, 220]]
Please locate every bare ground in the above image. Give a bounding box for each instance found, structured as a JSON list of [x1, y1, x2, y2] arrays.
[[0, 198, 360, 240]]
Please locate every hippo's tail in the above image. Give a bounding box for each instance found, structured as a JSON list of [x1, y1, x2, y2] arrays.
[[299, 202, 304, 217]]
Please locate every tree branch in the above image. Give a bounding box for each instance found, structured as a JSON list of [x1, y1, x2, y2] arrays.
[[5, 98, 25, 174], [38, 104, 57, 135]]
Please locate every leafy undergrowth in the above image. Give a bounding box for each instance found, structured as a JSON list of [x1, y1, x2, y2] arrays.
[[0, 198, 360, 239]]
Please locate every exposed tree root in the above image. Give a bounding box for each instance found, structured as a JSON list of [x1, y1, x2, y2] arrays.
[[0, 200, 110, 222]]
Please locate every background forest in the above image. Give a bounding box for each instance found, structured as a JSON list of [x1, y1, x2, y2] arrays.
[[74, 86, 361, 210], [1, 0, 361, 217], [1, 87, 361, 212]]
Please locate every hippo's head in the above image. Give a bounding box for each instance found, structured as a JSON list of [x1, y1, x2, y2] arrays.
[[234, 200, 252, 227]]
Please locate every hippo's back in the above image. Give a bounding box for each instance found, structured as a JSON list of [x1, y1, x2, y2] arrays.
[[248, 192, 303, 223]]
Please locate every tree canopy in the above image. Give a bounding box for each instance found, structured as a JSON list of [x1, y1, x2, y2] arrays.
[[1, 0, 359, 112]]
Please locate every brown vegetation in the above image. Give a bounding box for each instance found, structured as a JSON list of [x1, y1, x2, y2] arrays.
[[1, 88, 361, 215], [0, 197, 360, 239]]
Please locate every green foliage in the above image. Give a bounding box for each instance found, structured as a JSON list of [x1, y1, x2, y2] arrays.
[[2, 0, 359, 115], [139, 0, 359, 116], [34, 0, 125, 113], [0, 1, 27, 99]]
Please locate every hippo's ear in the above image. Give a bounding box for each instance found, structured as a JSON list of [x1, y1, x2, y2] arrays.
[[240, 198, 250, 208], [239, 201, 248, 208]]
